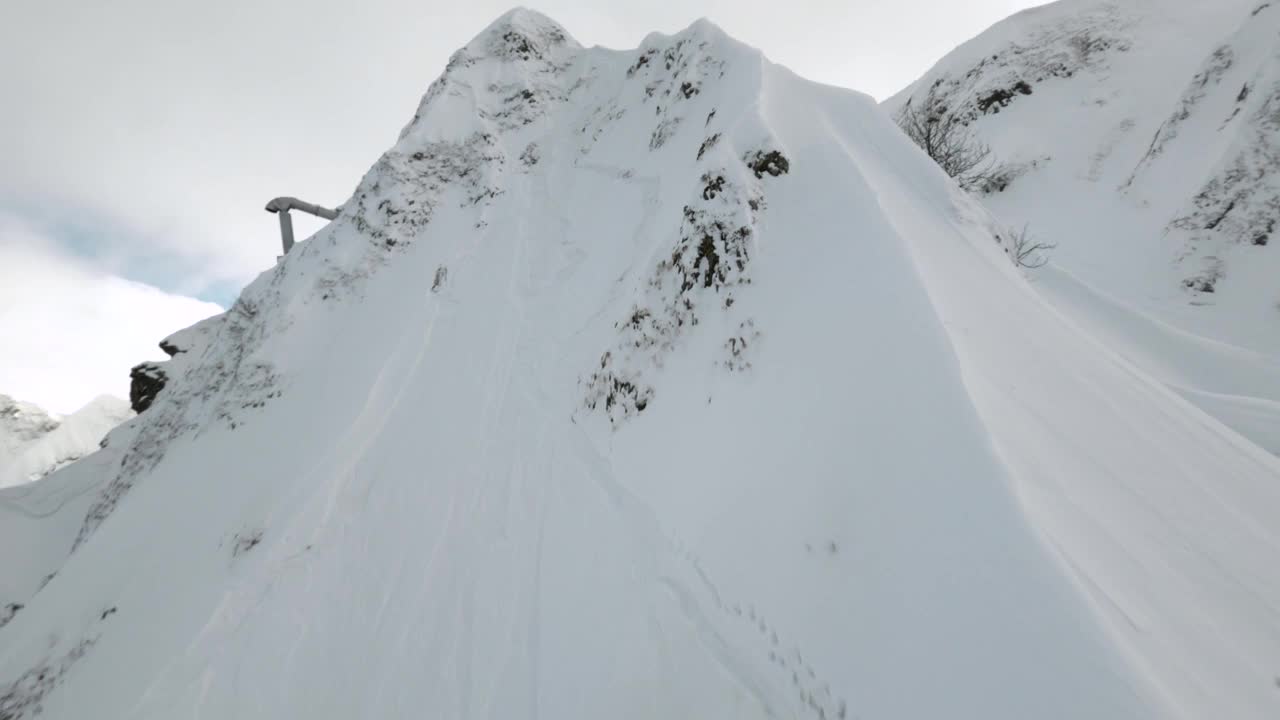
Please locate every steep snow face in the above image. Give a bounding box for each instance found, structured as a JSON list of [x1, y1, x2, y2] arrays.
[[0, 395, 131, 488], [3, 9, 1279, 720], [887, 0, 1280, 454], [1128, 2, 1280, 290]]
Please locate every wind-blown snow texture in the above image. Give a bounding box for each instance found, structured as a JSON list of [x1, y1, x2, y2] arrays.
[[0, 395, 131, 489], [888, 0, 1280, 454], [2, 9, 1279, 720]]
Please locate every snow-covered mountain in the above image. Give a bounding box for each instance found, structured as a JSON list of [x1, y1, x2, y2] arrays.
[[2, 9, 1278, 720], [0, 397, 60, 462], [887, 0, 1280, 453], [0, 395, 131, 489]]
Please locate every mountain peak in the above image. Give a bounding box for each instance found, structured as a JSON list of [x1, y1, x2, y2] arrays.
[[466, 7, 581, 61]]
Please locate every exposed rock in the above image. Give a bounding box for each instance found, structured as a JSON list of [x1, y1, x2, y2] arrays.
[[128, 363, 168, 414]]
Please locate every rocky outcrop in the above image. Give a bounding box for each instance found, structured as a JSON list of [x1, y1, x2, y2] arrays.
[[127, 334, 196, 414], [128, 363, 168, 414]]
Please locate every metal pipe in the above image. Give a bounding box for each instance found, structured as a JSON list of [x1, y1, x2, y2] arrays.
[[265, 196, 339, 220], [265, 196, 340, 255], [277, 210, 295, 254]]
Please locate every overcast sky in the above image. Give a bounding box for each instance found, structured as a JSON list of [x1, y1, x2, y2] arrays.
[[0, 0, 1041, 412]]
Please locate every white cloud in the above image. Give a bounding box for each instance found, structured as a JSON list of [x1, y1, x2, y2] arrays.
[[0, 215, 223, 415]]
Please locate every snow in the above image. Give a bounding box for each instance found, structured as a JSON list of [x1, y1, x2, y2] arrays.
[[886, 0, 1280, 454], [2, 7, 1278, 720], [0, 395, 132, 489], [0, 396, 59, 463]]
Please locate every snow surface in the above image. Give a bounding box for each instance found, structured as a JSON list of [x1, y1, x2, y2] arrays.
[[887, 0, 1280, 454], [0, 395, 132, 489], [2, 8, 1279, 720]]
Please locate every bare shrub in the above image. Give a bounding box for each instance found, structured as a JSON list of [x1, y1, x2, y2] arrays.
[[896, 83, 1001, 192], [1008, 224, 1056, 269]]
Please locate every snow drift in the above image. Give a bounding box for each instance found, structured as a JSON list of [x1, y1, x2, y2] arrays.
[[2, 9, 1278, 720]]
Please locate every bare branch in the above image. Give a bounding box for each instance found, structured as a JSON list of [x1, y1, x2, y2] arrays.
[[895, 82, 1000, 192], [1008, 223, 1056, 269]]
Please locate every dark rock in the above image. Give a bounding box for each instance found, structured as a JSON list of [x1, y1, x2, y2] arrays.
[[0, 602, 21, 629], [702, 174, 725, 200], [977, 81, 1033, 114], [129, 362, 169, 414], [1184, 277, 1216, 293], [695, 235, 720, 288], [746, 150, 790, 179], [627, 49, 655, 77]]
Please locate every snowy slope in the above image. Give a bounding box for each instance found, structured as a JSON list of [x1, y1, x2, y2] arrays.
[[886, 0, 1280, 453], [2, 10, 1279, 720], [0, 395, 131, 489]]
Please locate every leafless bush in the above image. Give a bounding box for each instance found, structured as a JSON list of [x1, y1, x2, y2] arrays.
[[895, 83, 1001, 192], [1008, 224, 1056, 269]]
